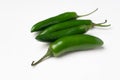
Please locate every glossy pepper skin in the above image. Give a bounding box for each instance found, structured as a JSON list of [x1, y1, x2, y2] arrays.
[[36, 25, 91, 42], [31, 34, 103, 66], [31, 9, 98, 32], [40, 19, 92, 35], [31, 12, 77, 32]]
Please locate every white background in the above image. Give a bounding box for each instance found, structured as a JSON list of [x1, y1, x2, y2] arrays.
[[0, 0, 120, 80]]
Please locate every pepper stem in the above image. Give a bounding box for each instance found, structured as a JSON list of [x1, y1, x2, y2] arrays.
[[31, 48, 52, 66], [78, 8, 98, 17], [94, 20, 111, 27]]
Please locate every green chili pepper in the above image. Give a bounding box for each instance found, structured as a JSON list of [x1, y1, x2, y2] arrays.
[[36, 20, 110, 42], [40, 19, 93, 35], [31, 9, 98, 32], [31, 34, 103, 66]]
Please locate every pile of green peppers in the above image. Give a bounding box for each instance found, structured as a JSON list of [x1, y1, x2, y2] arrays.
[[30, 8, 110, 66]]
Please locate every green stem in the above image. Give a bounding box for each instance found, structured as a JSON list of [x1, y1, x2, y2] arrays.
[[31, 48, 52, 66], [95, 24, 111, 27], [78, 8, 98, 17], [94, 20, 111, 27]]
